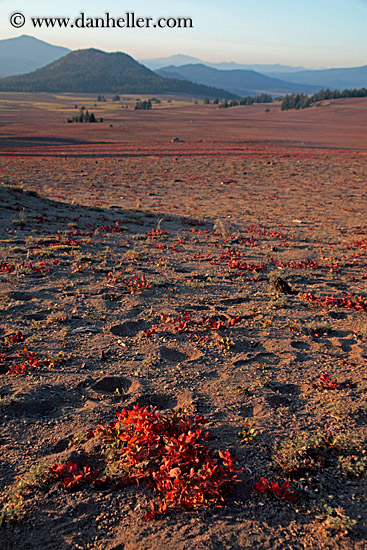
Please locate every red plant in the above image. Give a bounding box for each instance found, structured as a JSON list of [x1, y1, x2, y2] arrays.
[[98, 220, 128, 233], [302, 293, 367, 312], [254, 478, 296, 501], [87, 405, 243, 520], [18, 260, 52, 275], [145, 229, 168, 239], [143, 325, 158, 338], [227, 259, 264, 273], [6, 350, 39, 375], [49, 462, 108, 491], [311, 373, 339, 390], [5, 331, 24, 345], [0, 261, 15, 273], [347, 238, 367, 250], [108, 273, 151, 294], [144, 312, 243, 342]]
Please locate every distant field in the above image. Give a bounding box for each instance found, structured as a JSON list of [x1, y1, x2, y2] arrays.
[[1, 92, 367, 550], [0, 93, 366, 152]]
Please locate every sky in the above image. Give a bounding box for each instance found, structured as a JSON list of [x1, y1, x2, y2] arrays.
[[0, 0, 366, 67]]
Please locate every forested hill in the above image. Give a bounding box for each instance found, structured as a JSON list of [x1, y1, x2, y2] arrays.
[[0, 48, 238, 98]]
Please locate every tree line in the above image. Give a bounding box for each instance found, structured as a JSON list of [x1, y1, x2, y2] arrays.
[[281, 87, 367, 111], [203, 93, 273, 108], [67, 107, 102, 123]]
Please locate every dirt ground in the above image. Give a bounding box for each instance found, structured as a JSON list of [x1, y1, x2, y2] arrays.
[[0, 94, 366, 549]]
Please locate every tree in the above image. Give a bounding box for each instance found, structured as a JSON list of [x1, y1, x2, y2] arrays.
[[134, 99, 152, 110]]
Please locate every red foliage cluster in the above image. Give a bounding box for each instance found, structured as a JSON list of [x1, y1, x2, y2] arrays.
[[87, 405, 243, 520], [98, 221, 128, 233], [227, 259, 265, 273], [49, 462, 108, 491], [274, 259, 340, 272], [302, 293, 367, 312], [243, 224, 291, 240], [20, 260, 52, 274], [311, 373, 339, 390], [7, 350, 39, 375], [1, 260, 52, 275], [150, 312, 243, 337], [145, 229, 168, 239], [275, 259, 321, 270], [0, 261, 15, 273], [36, 235, 83, 247], [220, 248, 245, 261], [5, 331, 24, 345], [242, 237, 258, 247], [160, 311, 195, 333], [108, 273, 151, 294], [191, 251, 211, 260], [347, 238, 367, 250], [183, 228, 210, 235], [218, 248, 264, 270], [254, 478, 297, 501]]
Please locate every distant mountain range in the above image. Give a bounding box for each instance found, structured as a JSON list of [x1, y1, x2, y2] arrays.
[[141, 54, 308, 74], [156, 64, 320, 96], [267, 66, 367, 91], [0, 48, 237, 98], [0, 35, 70, 77], [0, 36, 365, 96]]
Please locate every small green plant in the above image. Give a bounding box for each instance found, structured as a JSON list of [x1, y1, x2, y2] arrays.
[[0, 462, 47, 525], [338, 454, 367, 478], [217, 336, 235, 350], [67, 432, 87, 448], [12, 208, 26, 227], [353, 323, 367, 341], [325, 399, 353, 420], [272, 429, 333, 476], [315, 505, 357, 537], [236, 385, 251, 395], [302, 321, 332, 336], [237, 418, 257, 444], [268, 294, 288, 309], [285, 318, 301, 333], [47, 311, 71, 324], [273, 427, 362, 477], [258, 374, 271, 387]]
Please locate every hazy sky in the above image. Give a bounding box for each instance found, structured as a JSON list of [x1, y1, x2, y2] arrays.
[[1, 0, 366, 67]]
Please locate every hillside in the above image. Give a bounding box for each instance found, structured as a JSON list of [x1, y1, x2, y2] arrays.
[[0, 35, 70, 77], [142, 54, 307, 74], [156, 64, 320, 96], [0, 49, 237, 98], [273, 65, 367, 90]]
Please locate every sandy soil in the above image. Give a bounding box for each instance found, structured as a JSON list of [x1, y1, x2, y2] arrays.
[[0, 94, 367, 550]]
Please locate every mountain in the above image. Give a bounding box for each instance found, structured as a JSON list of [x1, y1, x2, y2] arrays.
[[266, 66, 367, 90], [141, 54, 307, 73], [140, 54, 203, 70], [207, 62, 307, 74], [0, 49, 237, 98], [156, 64, 320, 96], [0, 35, 70, 77]]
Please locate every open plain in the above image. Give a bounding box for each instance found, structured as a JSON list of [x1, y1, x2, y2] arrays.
[[0, 93, 367, 549]]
